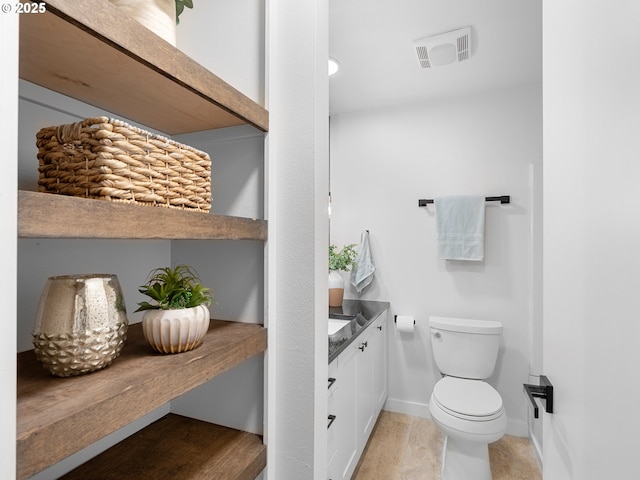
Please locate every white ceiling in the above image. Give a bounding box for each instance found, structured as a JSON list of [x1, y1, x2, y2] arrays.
[[329, 0, 542, 116]]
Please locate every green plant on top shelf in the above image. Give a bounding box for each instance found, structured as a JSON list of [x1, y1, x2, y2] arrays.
[[175, 0, 193, 24], [329, 243, 357, 272]]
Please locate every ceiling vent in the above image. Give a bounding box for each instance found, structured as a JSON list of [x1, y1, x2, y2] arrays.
[[413, 27, 471, 68]]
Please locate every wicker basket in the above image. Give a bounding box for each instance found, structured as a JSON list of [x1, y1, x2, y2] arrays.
[[36, 116, 211, 212]]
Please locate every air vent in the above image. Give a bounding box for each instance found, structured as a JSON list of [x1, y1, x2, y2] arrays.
[[413, 27, 472, 68]]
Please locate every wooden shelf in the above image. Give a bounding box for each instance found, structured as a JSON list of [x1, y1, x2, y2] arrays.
[[17, 320, 267, 479], [19, 0, 268, 134], [60, 414, 266, 480], [18, 190, 267, 240]]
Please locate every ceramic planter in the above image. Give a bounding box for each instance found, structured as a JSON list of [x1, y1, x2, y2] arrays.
[[32, 274, 128, 377], [329, 270, 345, 307], [142, 304, 210, 354], [108, 0, 177, 45]]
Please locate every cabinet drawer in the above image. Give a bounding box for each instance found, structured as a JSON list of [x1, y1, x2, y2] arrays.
[[327, 387, 339, 467], [328, 359, 338, 396]]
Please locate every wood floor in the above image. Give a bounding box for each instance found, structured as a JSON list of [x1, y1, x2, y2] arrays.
[[353, 411, 542, 480]]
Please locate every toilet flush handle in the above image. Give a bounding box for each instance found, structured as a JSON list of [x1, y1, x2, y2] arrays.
[[432, 329, 442, 339]]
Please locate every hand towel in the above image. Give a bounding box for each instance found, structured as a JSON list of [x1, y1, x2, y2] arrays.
[[435, 195, 485, 261], [351, 230, 376, 293]]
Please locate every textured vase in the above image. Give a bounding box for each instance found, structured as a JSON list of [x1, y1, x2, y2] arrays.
[[108, 0, 177, 45], [33, 274, 128, 377], [142, 304, 210, 354], [328, 270, 345, 307]]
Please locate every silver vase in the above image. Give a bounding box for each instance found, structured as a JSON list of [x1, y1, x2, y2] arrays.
[[32, 274, 128, 377]]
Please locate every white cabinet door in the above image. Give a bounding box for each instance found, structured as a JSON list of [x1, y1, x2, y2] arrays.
[[328, 341, 359, 480], [372, 313, 388, 412], [356, 325, 376, 446], [327, 359, 339, 475]]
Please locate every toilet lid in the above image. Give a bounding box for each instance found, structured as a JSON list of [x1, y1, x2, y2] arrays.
[[433, 377, 503, 419]]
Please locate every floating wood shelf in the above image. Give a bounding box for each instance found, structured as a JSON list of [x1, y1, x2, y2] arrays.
[[17, 320, 267, 479], [18, 190, 267, 240], [19, 0, 268, 134], [59, 414, 266, 480]]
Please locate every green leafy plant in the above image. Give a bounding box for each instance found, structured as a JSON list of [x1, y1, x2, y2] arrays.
[[175, 0, 193, 24], [329, 244, 357, 272], [135, 264, 213, 312]]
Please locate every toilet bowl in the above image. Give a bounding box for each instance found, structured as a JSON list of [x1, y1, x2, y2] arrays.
[[428, 316, 507, 480], [429, 378, 507, 480]]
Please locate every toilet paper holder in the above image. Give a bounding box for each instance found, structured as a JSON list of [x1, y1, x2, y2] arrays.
[[394, 315, 415, 324], [523, 375, 554, 418]]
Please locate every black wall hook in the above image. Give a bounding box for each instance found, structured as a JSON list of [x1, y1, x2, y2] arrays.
[[524, 375, 554, 418]]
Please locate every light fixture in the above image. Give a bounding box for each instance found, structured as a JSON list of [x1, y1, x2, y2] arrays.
[[328, 58, 340, 76]]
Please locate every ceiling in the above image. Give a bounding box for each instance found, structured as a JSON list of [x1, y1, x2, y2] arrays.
[[329, 0, 542, 116]]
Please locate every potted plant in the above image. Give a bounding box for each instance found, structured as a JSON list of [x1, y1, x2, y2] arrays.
[[329, 243, 357, 307], [108, 0, 194, 45], [136, 264, 212, 354]]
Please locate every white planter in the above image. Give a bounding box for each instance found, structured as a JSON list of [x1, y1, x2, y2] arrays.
[[142, 304, 210, 354], [108, 0, 177, 45], [329, 270, 345, 307]]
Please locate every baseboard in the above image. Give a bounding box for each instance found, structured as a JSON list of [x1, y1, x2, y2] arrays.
[[384, 398, 530, 440], [383, 397, 431, 419], [507, 418, 528, 437], [529, 428, 543, 470]]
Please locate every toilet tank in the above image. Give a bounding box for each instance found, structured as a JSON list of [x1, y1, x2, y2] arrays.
[[429, 316, 503, 379]]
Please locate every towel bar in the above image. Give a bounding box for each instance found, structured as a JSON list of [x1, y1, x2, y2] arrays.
[[524, 375, 554, 418], [418, 195, 510, 207]]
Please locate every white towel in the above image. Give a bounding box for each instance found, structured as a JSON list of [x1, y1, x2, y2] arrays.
[[351, 230, 376, 293], [435, 195, 485, 261]]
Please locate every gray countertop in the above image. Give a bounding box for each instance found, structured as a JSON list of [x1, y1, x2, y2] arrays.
[[328, 299, 390, 363]]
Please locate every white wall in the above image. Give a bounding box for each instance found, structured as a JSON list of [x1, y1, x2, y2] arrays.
[[0, 10, 18, 480], [330, 83, 542, 435], [267, 1, 330, 478], [177, 0, 265, 106], [543, 1, 640, 478]]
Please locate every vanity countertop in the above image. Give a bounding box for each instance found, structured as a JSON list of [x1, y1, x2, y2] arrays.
[[328, 299, 390, 363]]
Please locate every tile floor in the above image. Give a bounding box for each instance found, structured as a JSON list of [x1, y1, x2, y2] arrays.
[[353, 411, 542, 480]]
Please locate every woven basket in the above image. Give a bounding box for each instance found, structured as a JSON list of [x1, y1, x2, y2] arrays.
[[36, 116, 211, 212]]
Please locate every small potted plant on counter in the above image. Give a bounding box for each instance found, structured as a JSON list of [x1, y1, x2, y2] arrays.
[[329, 243, 357, 307], [136, 264, 212, 354]]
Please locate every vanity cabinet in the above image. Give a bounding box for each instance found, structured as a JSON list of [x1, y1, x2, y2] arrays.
[[327, 309, 388, 480], [16, 1, 267, 479]]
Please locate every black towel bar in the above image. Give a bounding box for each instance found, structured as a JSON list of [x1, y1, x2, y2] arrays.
[[524, 375, 554, 419], [418, 195, 510, 207]]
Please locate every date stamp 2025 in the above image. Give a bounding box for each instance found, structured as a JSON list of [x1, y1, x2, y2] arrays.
[[1, 2, 47, 14]]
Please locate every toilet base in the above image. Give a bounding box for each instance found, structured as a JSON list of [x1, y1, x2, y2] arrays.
[[441, 435, 492, 480]]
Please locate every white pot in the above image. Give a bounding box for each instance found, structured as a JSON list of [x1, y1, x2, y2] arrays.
[[142, 304, 210, 354], [108, 0, 177, 45], [329, 270, 345, 307]]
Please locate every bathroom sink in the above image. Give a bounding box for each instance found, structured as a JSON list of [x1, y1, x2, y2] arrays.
[[328, 318, 350, 335]]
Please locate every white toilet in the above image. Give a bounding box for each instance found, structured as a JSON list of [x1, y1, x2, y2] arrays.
[[428, 316, 507, 480]]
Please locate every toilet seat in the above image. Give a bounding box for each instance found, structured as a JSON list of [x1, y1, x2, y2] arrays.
[[432, 377, 503, 421]]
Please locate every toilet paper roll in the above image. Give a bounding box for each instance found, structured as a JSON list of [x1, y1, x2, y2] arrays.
[[395, 315, 415, 333]]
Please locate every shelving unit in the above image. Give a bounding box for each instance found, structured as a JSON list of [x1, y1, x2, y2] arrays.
[[17, 0, 269, 478], [17, 322, 267, 480]]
